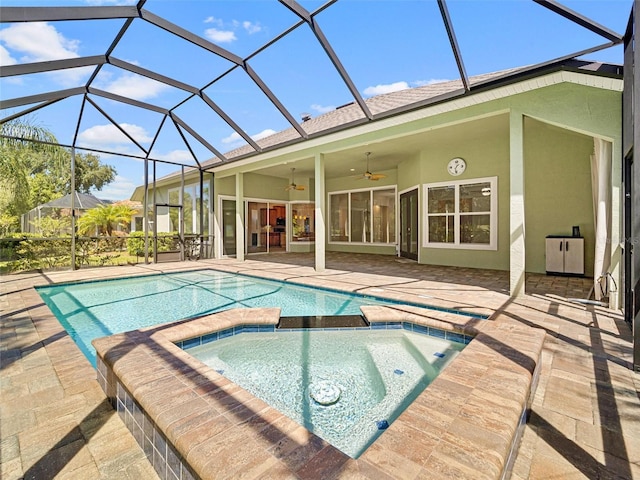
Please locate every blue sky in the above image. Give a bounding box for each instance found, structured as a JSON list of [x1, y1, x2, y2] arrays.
[[0, 0, 633, 200]]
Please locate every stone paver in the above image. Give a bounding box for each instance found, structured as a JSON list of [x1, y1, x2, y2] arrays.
[[1, 252, 638, 479]]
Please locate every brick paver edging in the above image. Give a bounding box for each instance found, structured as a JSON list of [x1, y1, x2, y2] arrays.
[[93, 306, 545, 480]]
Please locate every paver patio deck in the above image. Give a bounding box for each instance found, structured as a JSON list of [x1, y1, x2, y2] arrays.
[[1, 252, 638, 479]]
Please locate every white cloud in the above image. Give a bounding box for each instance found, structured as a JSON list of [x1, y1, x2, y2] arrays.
[[221, 132, 242, 145], [252, 129, 277, 141], [95, 73, 169, 100], [0, 45, 17, 65], [413, 78, 450, 86], [204, 16, 224, 27], [203, 16, 263, 42], [222, 128, 277, 145], [0, 23, 96, 86], [0, 22, 79, 63], [155, 149, 194, 163], [243, 21, 262, 34], [311, 104, 335, 114], [93, 174, 137, 201], [78, 123, 152, 147], [204, 28, 237, 43], [363, 81, 410, 96], [121, 124, 153, 143]]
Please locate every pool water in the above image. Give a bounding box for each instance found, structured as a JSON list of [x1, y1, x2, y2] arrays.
[[187, 328, 463, 458], [37, 269, 469, 365]]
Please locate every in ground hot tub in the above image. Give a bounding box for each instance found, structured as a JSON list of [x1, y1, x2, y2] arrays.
[[185, 328, 464, 458]]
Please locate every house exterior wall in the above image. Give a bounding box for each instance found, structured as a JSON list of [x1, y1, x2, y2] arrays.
[[215, 175, 235, 197], [243, 173, 290, 201], [137, 75, 622, 297], [524, 118, 596, 275], [404, 115, 510, 271]]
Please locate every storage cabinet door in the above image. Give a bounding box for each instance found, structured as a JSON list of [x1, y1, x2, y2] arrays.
[[545, 238, 565, 273], [564, 238, 584, 274]]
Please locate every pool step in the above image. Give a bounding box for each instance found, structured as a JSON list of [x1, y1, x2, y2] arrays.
[[278, 315, 368, 329]]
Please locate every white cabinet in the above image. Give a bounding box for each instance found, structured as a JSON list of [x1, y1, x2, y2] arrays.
[[545, 237, 584, 275]]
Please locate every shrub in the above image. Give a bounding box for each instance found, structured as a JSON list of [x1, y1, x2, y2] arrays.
[[127, 231, 178, 256]]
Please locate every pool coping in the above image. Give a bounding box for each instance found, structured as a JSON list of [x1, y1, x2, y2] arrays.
[[92, 305, 545, 480]]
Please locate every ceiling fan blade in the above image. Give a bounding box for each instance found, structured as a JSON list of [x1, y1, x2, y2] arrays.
[[296, 185, 306, 191], [370, 173, 386, 180]]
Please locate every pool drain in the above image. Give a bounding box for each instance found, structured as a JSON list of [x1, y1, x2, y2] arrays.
[[309, 380, 341, 405]]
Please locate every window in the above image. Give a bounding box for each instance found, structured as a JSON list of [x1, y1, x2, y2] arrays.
[[291, 203, 315, 242], [424, 177, 497, 250], [329, 193, 349, 242], [373, 189, 396, 243], [350, 191, 370, 242], [329, 187, 396, 244]]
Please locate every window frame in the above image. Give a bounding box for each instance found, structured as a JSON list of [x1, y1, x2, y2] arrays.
[[423, 176, 498, 250], [328, 186, 397, 245]]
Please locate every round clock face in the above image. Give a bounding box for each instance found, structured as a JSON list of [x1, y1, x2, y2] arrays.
[[447, 157, 466, 176]]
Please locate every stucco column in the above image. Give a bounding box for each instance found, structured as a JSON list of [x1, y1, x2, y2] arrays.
[[315, 153, 326, 272], [510, 110, 526, 296], [235, 172, 245, 262]]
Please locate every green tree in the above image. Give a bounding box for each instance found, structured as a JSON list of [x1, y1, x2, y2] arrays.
[[1, 119, 117, 233], [30, 213, 72, 237], [28, 149, 116, 195], [77, 203, 138, 236], [73, 152, 116, 193], [0, 120, 59, 225]]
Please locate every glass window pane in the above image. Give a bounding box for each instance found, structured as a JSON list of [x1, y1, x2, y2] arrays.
[[222, 199, 236, 256], [183, 185, 195, 234], [198, 183, 210, 234], [460, 214, 491, 244], [428, 186, 455, 214], [372, 189, 395, 243], [246, 202, 268, 253], [350, 191, 371, 243], [428, 216, 454, 243], [291, 203, 315, 242], [330, 194, 349, 241], [460, 182, 491, 213]]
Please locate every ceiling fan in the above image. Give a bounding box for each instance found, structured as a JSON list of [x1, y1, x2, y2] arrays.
[[285, 167, 306, 191], [355, 152, 386, 181]]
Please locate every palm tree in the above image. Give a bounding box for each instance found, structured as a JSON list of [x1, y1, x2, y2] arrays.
[[77, 203, 138, 236]]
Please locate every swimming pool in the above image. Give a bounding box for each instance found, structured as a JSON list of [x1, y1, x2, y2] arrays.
[[37, 268, 482, 366], [186, 328, 464, 458]]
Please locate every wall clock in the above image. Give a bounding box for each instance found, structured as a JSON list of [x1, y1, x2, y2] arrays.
[[447, 157, 466, 176]]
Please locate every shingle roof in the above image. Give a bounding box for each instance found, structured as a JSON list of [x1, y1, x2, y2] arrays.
[[39, 192, 109, 210], [138, 59, 620, 191], [198, 60, 618, 170]]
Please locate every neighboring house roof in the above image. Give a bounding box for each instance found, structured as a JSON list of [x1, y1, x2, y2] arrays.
[[38, 192, 109, 210]]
